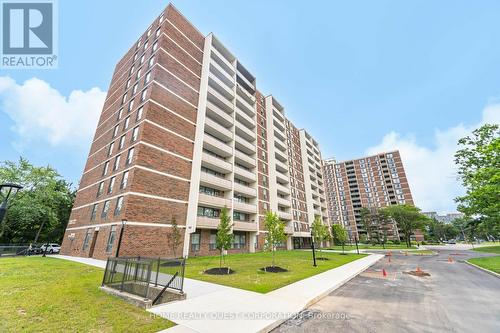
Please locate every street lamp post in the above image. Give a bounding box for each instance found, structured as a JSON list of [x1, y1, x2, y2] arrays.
[[0, 183, 23, 224], [311, 237, 317, 267], [115, 219, 127, 257]]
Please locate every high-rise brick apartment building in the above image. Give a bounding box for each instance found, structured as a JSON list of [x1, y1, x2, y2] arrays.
[[323, 151, 414, 240], [61, 4, 329, 260]]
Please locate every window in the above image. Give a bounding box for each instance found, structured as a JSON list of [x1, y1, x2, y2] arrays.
[[120, 171, 129, 189], [144, 41, 148, 51], [123, 116, 130, 130], [129, 66, 134, 76], [105, 226, 117, 253], [152, 41, 158, 51], [190, 233, 200, 251], [113, 155, 121, 171], [197, 206, 220, 218], [132, 83, 138, 95], [232, 232, 246, 249], [108, 176, 115, 194], [126, 148, 134, 165], [147, 28, 151, 37], [113, 125, 119, 138], [133, 53, 138, 61], [136, 67, 142, 79], [102, 161, 109, 176], [209, 232, 217, 250], [114, 197, 124, 215], [96, 182, 104, 197], [145, 71, 151, 84], [82, 228, 93, 250], [128, 99, 134, 112], [107, 142, 114, 156], [159, 13, 164, 23], [101, 200, 110, 219], [199, 186, 223, 197], [90, 204, 98, 221], [136, 38, 141, 49], [140, 54, 145, 64], [136, 106, 143, 121], [119, 135, 126, 149], [117, 108, 123, 121], [131, 126, 139, 142], [233, 212, 248, 222], [140, 89, 147, 102], [148, 57, 154, 68], [126, 78, 131, 88]]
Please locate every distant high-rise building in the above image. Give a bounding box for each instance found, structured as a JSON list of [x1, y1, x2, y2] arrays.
[[323, 151, 414, 240], [60, 4, 330, 259], [422, 212, 465, 224]]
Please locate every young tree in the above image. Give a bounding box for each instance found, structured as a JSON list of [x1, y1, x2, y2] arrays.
[[455, 124, 500, 239], [331, 224, 348, 254], [311, 215, 330, 253], [264, 211, 286, 268], [167, 216, 181, 258], [0, 158, 75, 244], [216, 206, 233, 270], [380, 204, 429, 248]]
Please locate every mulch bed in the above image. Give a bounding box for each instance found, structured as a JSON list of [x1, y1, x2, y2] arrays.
[[260, 266, 288, 273], [161, 261, 182, 267], [403, 270, 431, 277], [204, 267, 235, 275]]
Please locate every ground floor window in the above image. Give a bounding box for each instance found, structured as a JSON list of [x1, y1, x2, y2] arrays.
[[191, 232, 201, 252], [82, 228, 92, 250], [209, 232, 217, 250], [232, 232, 246, 249], [105, 226, 117, 253]]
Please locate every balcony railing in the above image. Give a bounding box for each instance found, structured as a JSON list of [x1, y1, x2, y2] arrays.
[[198, 193, 232, 208], [205, 117, 232, 142], [200, 172, 232, 190], [233, 201, 257, 214], [234, 165, 256, 183], [233, 182, 257, 198], [235, 134, 256, 155], [235, 149, 256, 168], [201, 152, 232, 174], [208, 86, 233, 114], [206, 101, 233, 128], [203, 134, 233, 157]]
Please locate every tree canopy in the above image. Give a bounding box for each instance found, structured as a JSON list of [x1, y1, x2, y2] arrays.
[[0, 158, 75, 244], [380, 204, 429, 247], [455, 124, 500, 239], [216, 206, 233, 268], [264, 211, 286, 267]]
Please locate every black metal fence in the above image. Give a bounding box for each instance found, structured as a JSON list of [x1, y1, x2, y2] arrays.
[[0, 245, 29, 257], [102, 256, 185, 299]]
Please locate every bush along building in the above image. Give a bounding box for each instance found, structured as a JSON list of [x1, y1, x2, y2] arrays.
[[60, 4, 331, 259]]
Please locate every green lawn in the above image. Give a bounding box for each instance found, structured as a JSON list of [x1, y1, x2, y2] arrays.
[[473, 245, 500, 254], [468, 256, 500, 274], [183, 250, 365, 293], [326, 244, 416, 251], [0, 257, 173, 332]]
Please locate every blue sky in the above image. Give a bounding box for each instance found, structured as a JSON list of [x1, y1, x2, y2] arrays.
[[1, 0, 500, 213]]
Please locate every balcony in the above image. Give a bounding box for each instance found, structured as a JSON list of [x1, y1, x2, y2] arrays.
[[208, 71, 234, 101], [277, 196, 291, 208], [233, 182, 257, 198], [201, 152, 232, 174], [274, 138, 287, 152], [206, 101, 233, 128], [274, 129, 286, 144], [233, 201, 258, 214], [198, 193, 231, 208], [236, 84, 255, 105], [204, 117, 232, 142], [235, 149, 256, 168], [196, 216, 220, 229], [234, 165, 256, 183], [208, 86, 233, 114], [235, 120, 255, 142], [210, 47, 234, 77], [236, 97, 255, 118], [235, 134, 256, 155], [203, 134, 233, 157], [275, 149, 288, 163], [235, 107, 255, 130], [200, 172, 232, 191], [278, 211, 292, 221], [233, 220, 258, 232], [273, 117, 285, 132], [276, 183, 290, 195], [276, 171, 289, 184], [275, 159, 288, 173], [273, 107, 285, 122]]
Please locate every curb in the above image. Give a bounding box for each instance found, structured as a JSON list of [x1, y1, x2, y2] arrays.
[[260, 254, 385, 333], [464, 260, 500, 279]]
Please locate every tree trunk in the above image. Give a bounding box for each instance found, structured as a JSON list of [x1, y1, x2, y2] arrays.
[[220, 251, 223, 269]]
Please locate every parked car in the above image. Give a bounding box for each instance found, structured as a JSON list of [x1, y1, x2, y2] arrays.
[[28, 244, 43, 255], [40, 243, 61, 254]]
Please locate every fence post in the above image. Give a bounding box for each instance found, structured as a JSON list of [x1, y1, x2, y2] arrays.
[[180, 258, 186, 292], [101, 258, 110, 286], [120, 258, 128, 291], [155, 257, 160, 287], [144, 262, 152, 299]]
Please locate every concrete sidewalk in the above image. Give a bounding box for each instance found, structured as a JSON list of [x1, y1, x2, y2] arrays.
[[53, 254, 382, 333]]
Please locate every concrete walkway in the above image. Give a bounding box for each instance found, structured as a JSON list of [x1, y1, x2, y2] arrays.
[[53, 254, 383, 333]]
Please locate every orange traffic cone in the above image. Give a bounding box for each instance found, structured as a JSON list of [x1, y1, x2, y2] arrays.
[[416, 266, 422, 273], [382, 268, 387, 277], [448, 256, 453, 263]]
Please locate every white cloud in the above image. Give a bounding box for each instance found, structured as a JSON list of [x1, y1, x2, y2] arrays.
[[366, 105, 500, 214], [0, 76, 106, 149]]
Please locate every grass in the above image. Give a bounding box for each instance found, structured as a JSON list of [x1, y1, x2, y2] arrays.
[[183, 250, 365, 293], [326, 244, 417, 251], [468, 256, 500, 274], [472, 245, 500, 254], [0, 257, 173, 332]]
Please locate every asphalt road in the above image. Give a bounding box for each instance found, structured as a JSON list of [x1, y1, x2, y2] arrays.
[[274, 248, 500, 333]]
